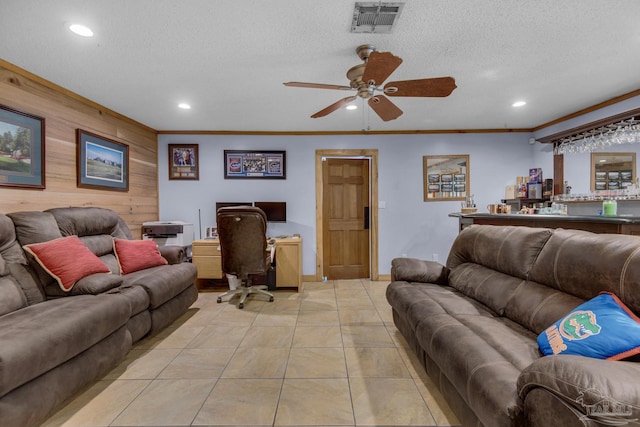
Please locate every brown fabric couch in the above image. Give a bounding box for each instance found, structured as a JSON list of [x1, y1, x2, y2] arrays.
[[387, 224, 640, 427], [0, 207, 197, 426]]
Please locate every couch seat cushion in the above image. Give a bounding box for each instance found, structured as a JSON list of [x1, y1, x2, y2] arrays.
[[122, 263, 196, 309], [0, 293, 130, 398]]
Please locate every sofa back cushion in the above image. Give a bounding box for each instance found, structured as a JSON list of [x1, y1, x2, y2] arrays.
[[528, 229, 640, 315], [47, 207, 129, 240], [1, 212, 46, 305], [446, 225, 552, 315], [47, 207, 131, 276], [0, 255, 27, 316]]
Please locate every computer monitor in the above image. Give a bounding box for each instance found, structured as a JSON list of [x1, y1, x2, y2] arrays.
[[215, 202, 253, 212], [254, 201, 287, 222]]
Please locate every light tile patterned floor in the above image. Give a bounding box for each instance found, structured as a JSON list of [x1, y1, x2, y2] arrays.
[[41, 279, 461, 427]]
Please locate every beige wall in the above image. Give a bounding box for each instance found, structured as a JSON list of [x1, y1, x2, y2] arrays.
[[0, 60, 159, 237]]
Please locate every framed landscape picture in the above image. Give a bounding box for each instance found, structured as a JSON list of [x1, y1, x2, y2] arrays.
[[168, 144, 199, 180], [224, 150, 286, 179], [0, 104, 45, 189], [76, 129, 129, 191]]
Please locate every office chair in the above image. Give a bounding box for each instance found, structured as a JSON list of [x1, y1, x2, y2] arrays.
[[215, 206, 275, 309]]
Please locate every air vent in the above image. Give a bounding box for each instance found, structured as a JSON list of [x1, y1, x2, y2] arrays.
[[351, 2, 404, 33]]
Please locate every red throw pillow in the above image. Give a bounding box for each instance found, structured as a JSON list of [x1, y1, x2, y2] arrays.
[[23, 235, 111, 292], [113, 239, 167, 274]]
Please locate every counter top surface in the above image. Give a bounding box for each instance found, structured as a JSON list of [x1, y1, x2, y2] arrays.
[[450, 212, 640, 223]]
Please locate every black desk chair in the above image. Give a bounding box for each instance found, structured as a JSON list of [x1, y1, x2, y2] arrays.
[[216, 206, 274, 309]]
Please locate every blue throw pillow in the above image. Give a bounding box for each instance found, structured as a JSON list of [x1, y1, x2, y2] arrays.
[[538, 292, 640, 360]]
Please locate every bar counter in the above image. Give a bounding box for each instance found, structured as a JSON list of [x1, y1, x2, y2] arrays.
[[450, 212, 640, 235]]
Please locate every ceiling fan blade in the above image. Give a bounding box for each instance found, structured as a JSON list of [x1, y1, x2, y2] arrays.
[[284, 82, 353, 91], [384, 77, 457, 97], [362, 51, 403, 86], [368, 95, 403, 122], [310, 95, 358, 118]]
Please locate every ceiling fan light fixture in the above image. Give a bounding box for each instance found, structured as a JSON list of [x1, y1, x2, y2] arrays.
[[346, 104, 358, 110]]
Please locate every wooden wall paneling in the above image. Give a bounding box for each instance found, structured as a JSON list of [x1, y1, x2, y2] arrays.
[[0, 61, 159, 236]]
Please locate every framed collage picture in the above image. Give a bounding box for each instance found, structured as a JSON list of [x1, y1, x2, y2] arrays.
[[423, 154, 470, 201], [224, 150, 286, 179]]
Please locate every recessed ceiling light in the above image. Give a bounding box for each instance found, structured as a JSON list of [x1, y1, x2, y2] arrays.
[[346, 104, 358, 110], [178, 103, 191, 110], [69, 24, 94, 37], [512, 101, 526, 107]]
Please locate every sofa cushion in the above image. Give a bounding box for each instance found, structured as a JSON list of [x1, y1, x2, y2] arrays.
[[528, 229, 640, 314], [448, 263, 527, 316], [46, 206, 129, 239], [446, 225, 552, 280], [23, 236, 111, 291], [0, 293, 131, 398], [114, 239, 167, 274], [0, 275, 27, 316], [538, 292, 640, 360], [44, 273, 123, 298], [503, 280, 584, 334], [122, 263, 196, 309]]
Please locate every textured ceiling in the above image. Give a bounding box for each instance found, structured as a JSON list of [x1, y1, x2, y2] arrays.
[[1, 0, 639, 132]]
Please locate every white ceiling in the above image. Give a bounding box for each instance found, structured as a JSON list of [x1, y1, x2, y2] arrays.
[[1, 0, 639, 133]]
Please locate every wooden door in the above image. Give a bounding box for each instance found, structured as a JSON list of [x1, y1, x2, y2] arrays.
[[322, 158, 370, 279]]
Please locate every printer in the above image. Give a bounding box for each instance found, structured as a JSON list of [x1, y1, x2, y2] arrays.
[[142, 221, 194, 259]]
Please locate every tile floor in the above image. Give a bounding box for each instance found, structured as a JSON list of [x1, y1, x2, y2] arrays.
[[41, 279, 461, 427]]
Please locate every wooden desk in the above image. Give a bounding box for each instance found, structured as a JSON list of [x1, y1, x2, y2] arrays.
[[192, 237, 302, 290]]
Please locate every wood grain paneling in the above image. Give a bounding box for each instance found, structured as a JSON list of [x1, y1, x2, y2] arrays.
[[0, 60, 159, 237]]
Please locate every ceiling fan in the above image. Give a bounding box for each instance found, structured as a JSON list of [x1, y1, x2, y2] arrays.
[[283, 44, 457, 122]]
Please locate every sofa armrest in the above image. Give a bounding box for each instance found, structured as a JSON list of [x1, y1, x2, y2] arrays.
[[518, 355, 640, 423], [390, 257, 449, 284], [159, 245, 184, 265]]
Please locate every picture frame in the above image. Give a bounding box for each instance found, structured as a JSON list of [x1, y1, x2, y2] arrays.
[[0, 104, 45, 189], [76, 129, 129, 191], [224, 150, 286, 179], [423, 154, 470, 201], [590, 152, 636, 191], [168, 144, 199, 180]]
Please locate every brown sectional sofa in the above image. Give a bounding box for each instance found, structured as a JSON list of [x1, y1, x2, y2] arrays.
[[387, 224, 640, 427], [0, 207, 198, 427]]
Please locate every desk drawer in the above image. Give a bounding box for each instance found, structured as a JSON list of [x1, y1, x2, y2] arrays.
[[192, 245, 220, 256]]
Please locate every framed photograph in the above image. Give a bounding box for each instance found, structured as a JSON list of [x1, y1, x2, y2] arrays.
[[423, 154, 470, 201], [224, 150, 286, 179], [591, 152, 636, 191], [76, 129, 128, 191], [0, 104, 45, 189], [168, 144, 199, 180], [427, 174, 440, 183]]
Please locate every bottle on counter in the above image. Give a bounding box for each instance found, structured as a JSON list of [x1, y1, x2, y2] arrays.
[[602, 199, 617, 216]]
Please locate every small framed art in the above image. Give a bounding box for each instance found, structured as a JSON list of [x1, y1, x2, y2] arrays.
[[77, 129, 129, 191], [169, 144, 199, 180]]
